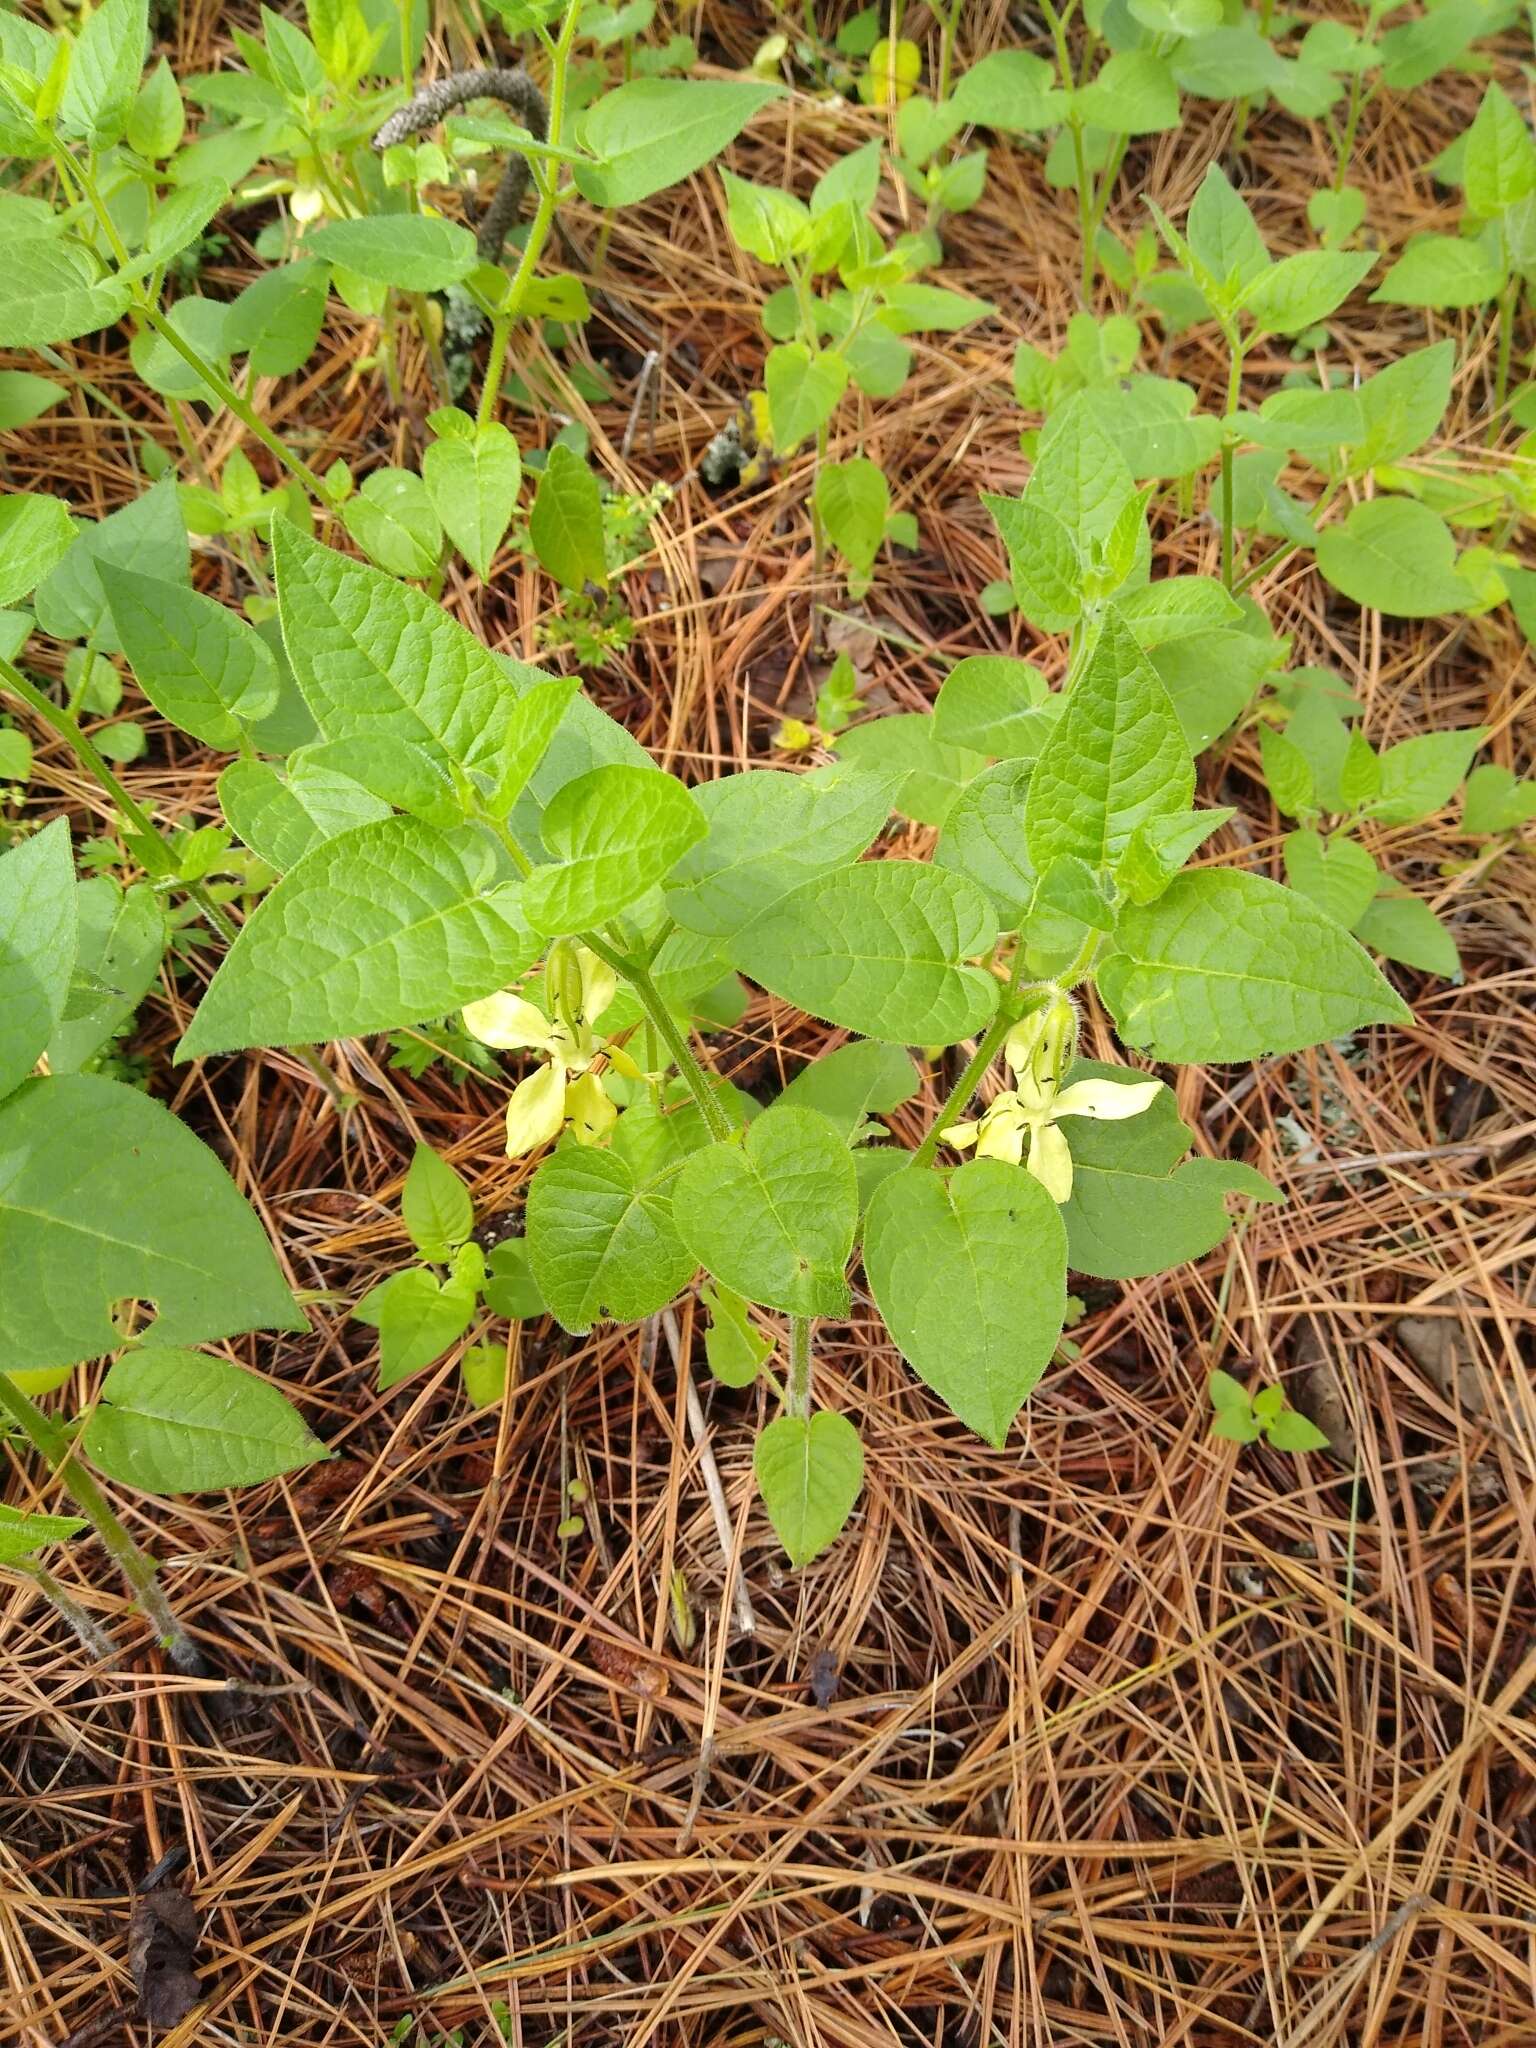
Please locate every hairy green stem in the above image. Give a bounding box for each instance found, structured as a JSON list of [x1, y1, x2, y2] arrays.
[[788, 1316, 813, 1420], [1491, 274, 1519, 436], [911, 1004, 1018, 1170], [0, 1374, 202, 1672], [585, 940, 734, 1143], [476, 0, 583, 429], [21, 1562, 119, 1662]]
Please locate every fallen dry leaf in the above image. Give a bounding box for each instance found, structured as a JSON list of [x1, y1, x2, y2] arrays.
[[128, 1888, 199, 2029]]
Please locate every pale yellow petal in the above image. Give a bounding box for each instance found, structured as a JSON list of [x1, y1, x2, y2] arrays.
[[575, 946, 618, 1024], [976, 1113, 1026, 1166], [946, 1119, 981, 1150], [1052, 1077, 1161, 1122], [462, 990, 555, 1051], [565, 1070, 618, 1147], [1027, 1120, 1074, 1203], [503, 1062, 566, 1159]]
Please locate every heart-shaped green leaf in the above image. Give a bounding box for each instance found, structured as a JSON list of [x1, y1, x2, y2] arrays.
[[674, 1105, 857, 1316], [864, 1157, 1067, 1445], [522, 764, 706, 935], [754, 1411, 863, 1566]]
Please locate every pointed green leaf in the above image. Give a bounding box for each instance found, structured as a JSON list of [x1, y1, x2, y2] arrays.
[[522, 764, 705, 935], [1024, 607, 1193, 875], [982, 495, 1081, 632], [0, 1504, 89, 1565], [0, 493, 75, 607], [701, 1280, 773, 1387], [272, 524, 516, 770], [0, 819, 77, 1102], [178, 817, 537, 1056], [1099, 867, 1412, 1062], [934, 656, 1054, 756], [302, 213, 479, 288], [754, 1411, 863, 1566], [1316, 499, 1468, 618], [935, 758, 1037, 926], [1282, 829, 1379, 927], [355, 1263, 478, 1388], [423, 417, 522, 580], [1059, 1062, 1280, 1279], [46, 878, 166, 1075], [673, 1105, 857, 1317], [401, 1142, 473, 1260], [528, 442, 606, 591], [765, 342, 849, 452], [218, 756, 390, 869], [82, 1347, 327, 1491], [573, 78, 782, 207], [665, 763, 894, 937], [32, 477, 188, 652], [864, 1157, 1067, 1445], [726, 862, 999, 1046], [526, 1143, 695, 1334], [1239, 249, 1374, 334], [0, 1073, 305, 1375], [100, 565, 279, 748], [58, 0, 146, 148], [1353, 893, 1460, 977], [0, 238, 132, 349]]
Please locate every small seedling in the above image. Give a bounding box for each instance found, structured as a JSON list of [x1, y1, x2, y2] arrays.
[[1209, 1370, 1328, 1453]]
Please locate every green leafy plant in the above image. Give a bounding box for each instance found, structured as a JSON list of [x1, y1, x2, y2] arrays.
[[150, 530, 1411, 1565], [352, 1141, 544, 1397], [0, 821, 322, 1666], [1259, 669, 1488, 978], [1209, 1369, 1328, 1452], [719, 142, 993, 486]]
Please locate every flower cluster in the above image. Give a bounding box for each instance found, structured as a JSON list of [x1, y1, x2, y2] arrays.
[[462, 942, 630, 1159], [947, 990, 1159, 1202]]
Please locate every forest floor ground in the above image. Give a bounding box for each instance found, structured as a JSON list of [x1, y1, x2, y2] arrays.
[[3, 5, 1535, 2045]]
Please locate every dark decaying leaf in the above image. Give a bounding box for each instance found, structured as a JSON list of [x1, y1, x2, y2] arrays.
[[128, 1888, 200, 2028]]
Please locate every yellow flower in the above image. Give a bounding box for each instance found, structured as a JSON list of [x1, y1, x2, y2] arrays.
[[947, 991, 1159, 1202], [502, 1060, 568, 1159], [463, 944, 620, 1160]]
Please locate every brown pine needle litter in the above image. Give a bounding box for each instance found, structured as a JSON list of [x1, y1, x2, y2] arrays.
[[3, 4, 1535, 2044]]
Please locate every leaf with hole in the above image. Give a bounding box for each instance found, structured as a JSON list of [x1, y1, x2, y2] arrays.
[[0, 1073, 304, 1376]]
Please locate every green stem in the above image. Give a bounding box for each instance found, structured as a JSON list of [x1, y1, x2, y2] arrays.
[[911, 1004, 1018, 1170], [587, 942, 733, 1143], [935, 0, 961, 107], [1219, 330, 1246, 591], [1, 657, 345, 1101], [1038, 0, 1093, 300], [62, 152, 327, 498], [21, 1562, 119, 1662], [1491, 273, 1519, 435], [0, 1373, 202, 1673], [1, 657, 172, 869], [476, 0, 583, 430], [788, 1315, 812, 1420]]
